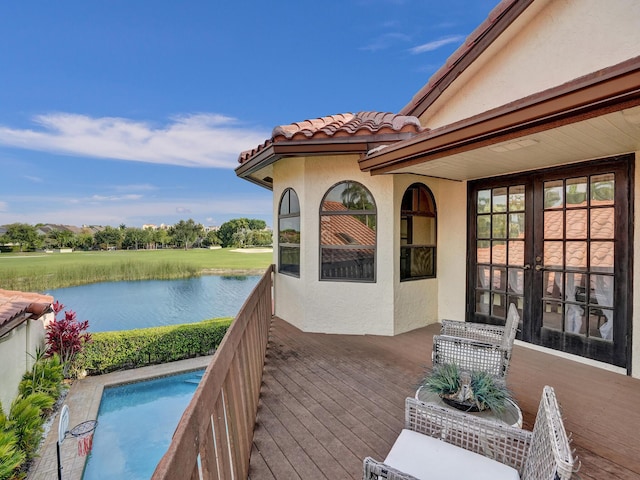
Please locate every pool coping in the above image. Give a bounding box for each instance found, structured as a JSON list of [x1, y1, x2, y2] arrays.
[[26, 355, 213, 480]]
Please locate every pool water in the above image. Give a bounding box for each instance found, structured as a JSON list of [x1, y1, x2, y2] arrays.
[[82, 370, 204, 479]]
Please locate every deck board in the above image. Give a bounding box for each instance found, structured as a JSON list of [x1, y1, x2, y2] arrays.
[[249, 317, 640, 479]]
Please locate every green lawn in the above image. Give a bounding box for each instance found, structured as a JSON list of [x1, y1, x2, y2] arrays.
[[0, 248, 273, 291]]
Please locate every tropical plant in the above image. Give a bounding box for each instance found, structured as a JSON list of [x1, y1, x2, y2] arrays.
[[45, 301, 91, 378], [0, 428, 25, 480], [421, 363, 511, 412], [19, 352, 64, 400], [7, 393, 54, 460]]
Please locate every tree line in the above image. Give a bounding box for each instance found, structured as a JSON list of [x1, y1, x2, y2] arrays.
[[0, 218, 272, 252]]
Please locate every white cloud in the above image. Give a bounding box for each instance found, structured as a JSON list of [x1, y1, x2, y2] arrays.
[[23, 175, 44, 183], [361, 32, 410, 52], [0, 113, 269, 169], [89, 194, 144, 202], [111, 183, 157, 192], [410, 35, 465, 54]]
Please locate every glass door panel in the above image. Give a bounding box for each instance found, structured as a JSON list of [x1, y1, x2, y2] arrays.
[[538, 174, 614, 347], [469, 156, 631, 369], [472, 185, 527, 326]]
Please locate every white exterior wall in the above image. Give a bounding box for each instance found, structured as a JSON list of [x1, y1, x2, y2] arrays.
[[421, 0, 640, 128], [273, 154, 396, 335], [0, 316, 49, 413], [272, 155, 473, 336], [272, 157, 307, 331], [392, 176, 468, 333], [392, 175, 437, 334], [434, 180, 468, 323]]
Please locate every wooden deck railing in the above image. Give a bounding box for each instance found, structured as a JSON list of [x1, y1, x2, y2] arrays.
[[152, 265, 274, 480]]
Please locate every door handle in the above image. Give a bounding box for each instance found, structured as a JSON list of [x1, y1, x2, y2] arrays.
[[523, 264, 531, 270], [535, 265, 544, 271]]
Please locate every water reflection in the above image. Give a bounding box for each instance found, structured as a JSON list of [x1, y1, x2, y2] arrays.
[[47, 275, 260, 332]]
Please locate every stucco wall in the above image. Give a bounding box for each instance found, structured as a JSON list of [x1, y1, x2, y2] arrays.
[[433, 180, 468, 323], [272, 157, 307, 331], [273, 154, 396, 335], [0, 316, 48, 413], [421, 0, 640, 129], [272, 155, 472, 336], [392, 175, 439, 334], [391, 176, 468, 334]]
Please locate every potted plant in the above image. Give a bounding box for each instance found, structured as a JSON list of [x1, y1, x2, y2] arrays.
[[420, 363, 512, 413]]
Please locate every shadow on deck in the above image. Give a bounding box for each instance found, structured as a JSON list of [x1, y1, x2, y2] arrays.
[[249, 317, 640, 479]]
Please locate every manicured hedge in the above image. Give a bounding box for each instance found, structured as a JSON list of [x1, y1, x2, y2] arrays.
[[75, 318, 232, 375]]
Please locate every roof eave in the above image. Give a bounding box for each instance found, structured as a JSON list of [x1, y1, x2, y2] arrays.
[[236, 132, 418, 182], [362, 57, 640, 174]]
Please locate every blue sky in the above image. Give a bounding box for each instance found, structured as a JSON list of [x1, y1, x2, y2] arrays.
[[0, 0, 498, 229]]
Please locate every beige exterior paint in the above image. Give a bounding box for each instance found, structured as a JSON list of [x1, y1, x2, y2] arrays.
[[273, 154, 395, 335], [271, 154, 477, 336], [0, 314, 51, 412], [432, 180, 468, 323], [273, 155, 473, 335], [420, 0, 640, 129]]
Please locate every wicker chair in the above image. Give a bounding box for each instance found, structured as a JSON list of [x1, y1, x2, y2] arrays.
[[363, 386, 575, 480], [432, 303, 520, 378]]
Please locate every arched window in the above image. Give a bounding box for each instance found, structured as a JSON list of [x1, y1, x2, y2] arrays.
[[320, 181, 376, 282], [278, 188, 300, 277], [400, 183, 436, 280]]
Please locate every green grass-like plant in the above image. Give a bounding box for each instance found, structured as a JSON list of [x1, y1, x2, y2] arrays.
[[470, 370, 511, 413], [421, 363, 511, 412], [0, 248, 272, 291], [422, 363, 461, 397]]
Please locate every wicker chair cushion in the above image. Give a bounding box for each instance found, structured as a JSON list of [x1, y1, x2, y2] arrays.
[[384, 429, 520, 480]]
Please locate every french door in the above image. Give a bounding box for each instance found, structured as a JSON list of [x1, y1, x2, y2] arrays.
[[467, 155, 633, 369]]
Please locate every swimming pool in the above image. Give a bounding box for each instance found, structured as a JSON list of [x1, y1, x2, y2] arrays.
[[82, 369, 204, 480]]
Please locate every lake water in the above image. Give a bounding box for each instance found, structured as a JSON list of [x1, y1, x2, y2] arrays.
[[48, 275, 260, 332]]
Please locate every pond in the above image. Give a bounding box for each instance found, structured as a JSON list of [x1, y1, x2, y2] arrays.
[[47, 275, 260, 332]]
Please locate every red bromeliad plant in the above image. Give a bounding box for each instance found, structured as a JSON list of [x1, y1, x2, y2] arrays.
[[45, 301, 91, 378]]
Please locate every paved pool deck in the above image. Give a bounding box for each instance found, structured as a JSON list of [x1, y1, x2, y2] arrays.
[[26, 355, 213, 480]]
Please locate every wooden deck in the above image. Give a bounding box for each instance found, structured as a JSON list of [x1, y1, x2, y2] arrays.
[[249, 317, 640, 479]]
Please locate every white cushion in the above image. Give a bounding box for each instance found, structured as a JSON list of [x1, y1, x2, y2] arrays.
[[384, 429, 520, 480]]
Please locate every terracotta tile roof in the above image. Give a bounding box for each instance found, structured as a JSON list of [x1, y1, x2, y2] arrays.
[[320, 201, 376, 247], [0, 289, 53, 337], [238, 111, 423, 164]]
